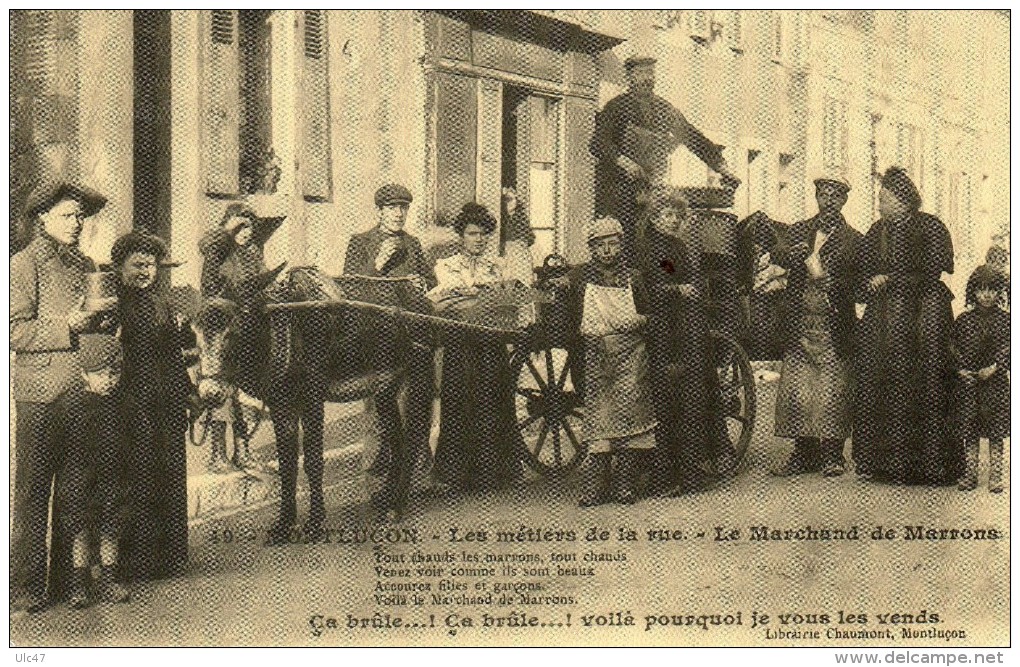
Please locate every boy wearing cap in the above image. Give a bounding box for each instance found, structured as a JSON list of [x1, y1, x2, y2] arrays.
[[568, 217, 655, 507], [58, 334, 133, 608], [10, 181, 112, 613], [772, 176, 862, 478]]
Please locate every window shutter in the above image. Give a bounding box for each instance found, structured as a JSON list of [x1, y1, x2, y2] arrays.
[[203, 9, 240, 196], [823, 98, 847, 172], [302, 9, 332, 201], [434, 72, 477, 227], [772, 12, 785, 63], [688, 10, 710, 43], [728, 10, 745, 52]]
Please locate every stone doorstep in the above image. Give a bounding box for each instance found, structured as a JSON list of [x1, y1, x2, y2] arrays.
[[187, 440, 368, 525]]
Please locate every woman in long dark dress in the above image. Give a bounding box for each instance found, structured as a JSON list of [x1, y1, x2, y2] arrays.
[[636, 186, 727, 494], [852, 168, 958, 485], [112, 232, 194, 580], [428, 203, 522, 493]]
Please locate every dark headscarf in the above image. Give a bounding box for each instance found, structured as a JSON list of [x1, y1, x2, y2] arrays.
[[881, 167, 922, 212]]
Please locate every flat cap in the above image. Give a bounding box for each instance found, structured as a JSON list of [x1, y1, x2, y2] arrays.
[[624, 55, 657, 69], [374, 184, 413, 208], [79, 334, 123, 372], [25, 181, 107, 220], [813, 175, 851, 193], [587, 216, 624, 242]]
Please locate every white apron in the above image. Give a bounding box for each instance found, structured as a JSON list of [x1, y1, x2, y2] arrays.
[[580, 281, 657, 452]]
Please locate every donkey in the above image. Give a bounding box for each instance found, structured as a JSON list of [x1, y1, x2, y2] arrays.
[[190, 267, 413, 544]]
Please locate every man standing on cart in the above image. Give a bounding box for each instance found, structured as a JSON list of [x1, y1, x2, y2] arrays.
[[590, 56, 739, 265]]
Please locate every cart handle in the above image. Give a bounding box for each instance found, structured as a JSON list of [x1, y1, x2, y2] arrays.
[[265, 297, 525, 339]]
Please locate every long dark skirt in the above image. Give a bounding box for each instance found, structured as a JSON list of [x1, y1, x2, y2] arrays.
[[435, 334, 521, 493], [853, 287, 959, 484], [120, 403, 189, 581]]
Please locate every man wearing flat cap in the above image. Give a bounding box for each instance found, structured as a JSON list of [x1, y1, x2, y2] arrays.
[[852, 167, 958, 486], [591, 56, 740, 264], [771, 175, 861, 478], [10, 180, 112, 612], [343, 184, 437, 521]]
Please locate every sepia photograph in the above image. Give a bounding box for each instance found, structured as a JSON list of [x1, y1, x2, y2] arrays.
[[7, 7, 1011, 652]]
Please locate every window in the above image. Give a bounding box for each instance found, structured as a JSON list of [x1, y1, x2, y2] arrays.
[[301, 10, 332, 201], [771, 11, 786, 64], [688, 10, 710, 43], [948, 172, 973, 264], [822, 98, 848, 172], [727, 10, 745, 53], [525, 94, 560, 260], [201, 9, 331, 199], [895, 122, 923, 189]]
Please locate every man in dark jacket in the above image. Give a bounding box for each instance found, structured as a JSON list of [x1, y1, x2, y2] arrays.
[[343, 184, 436, 521], [10, 182, 111, 613], [771, 176, 861, 477], [590, 56, 738, 264]]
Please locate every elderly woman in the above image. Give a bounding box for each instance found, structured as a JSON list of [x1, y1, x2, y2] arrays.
[[636, 186, 725, 494], [852, 167, 958, 486], [111, 231, 194, 581], [428, 203, 521, 493]]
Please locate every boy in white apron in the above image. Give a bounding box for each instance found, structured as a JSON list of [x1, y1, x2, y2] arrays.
[[569, 217, 656, 506]]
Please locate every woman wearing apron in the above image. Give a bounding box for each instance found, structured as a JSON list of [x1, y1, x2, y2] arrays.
[[568, 217, 656, 507]]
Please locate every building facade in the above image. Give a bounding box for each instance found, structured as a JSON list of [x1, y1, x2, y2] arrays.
[[10, 9, 1009, 309]]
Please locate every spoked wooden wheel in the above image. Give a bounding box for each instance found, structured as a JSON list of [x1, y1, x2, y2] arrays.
[[510, 345, 586, 477], [709, 330, 756, 476]]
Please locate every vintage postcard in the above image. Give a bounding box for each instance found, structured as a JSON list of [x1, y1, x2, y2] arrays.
[[8, 9, 1010, 651]]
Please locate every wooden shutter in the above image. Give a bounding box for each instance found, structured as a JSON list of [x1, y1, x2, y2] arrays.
[[302, 9, 332, 201], [561, 97, 594, 263], [203, 9, 240, 196], [475, 78, 503, 231], [728, 10, 745, 52], [434, 72, 477, 227]]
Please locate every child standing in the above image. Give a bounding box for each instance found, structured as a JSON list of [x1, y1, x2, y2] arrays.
[[199, 202, 285, 470], [61, 334, 132, 607], [954, 264, 1010, 492], [570, 217, 656, 506]]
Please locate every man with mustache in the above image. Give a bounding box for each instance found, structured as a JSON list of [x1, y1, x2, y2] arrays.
[[591, 56, 739, 265]]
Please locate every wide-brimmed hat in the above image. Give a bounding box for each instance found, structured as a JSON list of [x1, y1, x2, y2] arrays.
[[25, 181, 107, 221], [587, 217, 624, 242]]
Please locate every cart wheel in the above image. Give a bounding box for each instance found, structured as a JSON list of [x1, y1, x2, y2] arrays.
[[709, 330, 756, 476], [510, 345, 586, 477]]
